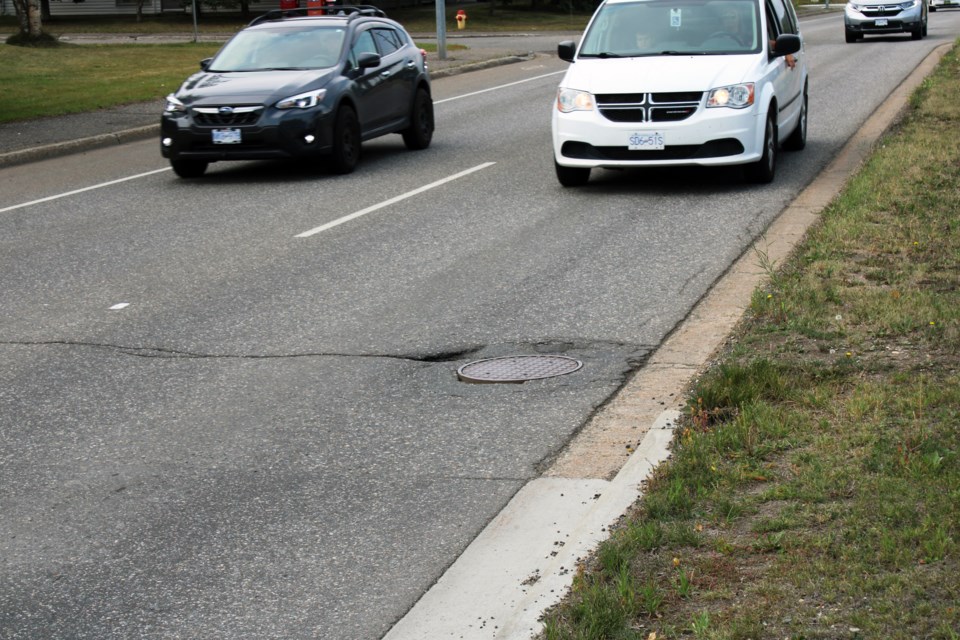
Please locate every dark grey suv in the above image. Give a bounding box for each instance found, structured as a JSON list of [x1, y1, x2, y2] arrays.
[[160, 6, 433, 178]]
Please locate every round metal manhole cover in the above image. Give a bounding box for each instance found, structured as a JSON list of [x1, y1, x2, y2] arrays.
[[456, 355, 583, 384]]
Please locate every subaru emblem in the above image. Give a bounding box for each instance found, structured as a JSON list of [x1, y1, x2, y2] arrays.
[[218, 106, 234, 115]]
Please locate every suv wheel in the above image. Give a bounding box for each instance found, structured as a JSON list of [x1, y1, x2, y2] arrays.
[[783, 84, 807, 151], [330, 106, 360, 174], [402, 88, 434, 151], [555, 161, 591, 187], [171, 159, 208, 178], [845, 29, 859, 43], [745, 112, 777, 184]]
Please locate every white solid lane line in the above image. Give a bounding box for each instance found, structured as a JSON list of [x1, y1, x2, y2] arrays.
[[0, 168, 171, 215], [434, 70, 565, 105], [294, 162, 497, 238]]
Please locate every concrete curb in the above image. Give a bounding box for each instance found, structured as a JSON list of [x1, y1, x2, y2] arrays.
[[381, 41, 954, 640], [0, 125, 160, 170]]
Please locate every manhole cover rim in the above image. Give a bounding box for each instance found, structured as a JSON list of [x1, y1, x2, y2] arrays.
[[456, 354, 583, 383]]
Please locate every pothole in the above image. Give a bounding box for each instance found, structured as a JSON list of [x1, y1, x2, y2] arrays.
[[456, 355, 583, 384]]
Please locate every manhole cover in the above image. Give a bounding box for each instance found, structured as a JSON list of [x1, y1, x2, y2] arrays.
[[457, 355, 583, 384]]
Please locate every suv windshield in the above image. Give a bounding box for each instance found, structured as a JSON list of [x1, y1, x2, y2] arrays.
[[210, 26, 347, 71], [578, 0, 762, 57]]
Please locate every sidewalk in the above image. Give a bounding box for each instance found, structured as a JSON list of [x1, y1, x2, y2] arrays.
[[0, 33, 547, 168]]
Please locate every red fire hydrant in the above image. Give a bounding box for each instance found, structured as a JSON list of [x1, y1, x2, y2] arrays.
[[456, 9, 467, 30]]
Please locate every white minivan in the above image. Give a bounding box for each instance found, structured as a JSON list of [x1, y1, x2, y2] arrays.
[[551, 0, 808, 186]]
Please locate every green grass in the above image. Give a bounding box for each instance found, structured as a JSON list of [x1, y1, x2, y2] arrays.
[[541, 40, 960, 640], [0, 0, 583, 123], [0, 42, 221, 123]]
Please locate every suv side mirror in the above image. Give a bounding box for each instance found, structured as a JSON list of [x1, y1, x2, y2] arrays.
[[356, 52, 380, 69], [557, 41, 577, 62], [773, 34, 801, 57]]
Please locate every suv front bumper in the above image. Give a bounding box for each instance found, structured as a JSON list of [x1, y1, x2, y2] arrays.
[[160, 107, 335, 163]]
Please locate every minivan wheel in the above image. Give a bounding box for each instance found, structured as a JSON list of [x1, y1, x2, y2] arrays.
[[171, 159, 208, 178], [783, 84, 807, 151], [555, 161, 590, 187], [401, 88, 434, 151], [745, 112, 777, 184], [329, 106, 361, 174]]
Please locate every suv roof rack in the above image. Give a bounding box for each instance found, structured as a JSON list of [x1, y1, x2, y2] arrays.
[[249, 5, 387, 26]]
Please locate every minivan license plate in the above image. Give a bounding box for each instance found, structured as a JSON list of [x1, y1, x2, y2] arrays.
[[212, 129, 241, 144], [628, 132, 665, 150]]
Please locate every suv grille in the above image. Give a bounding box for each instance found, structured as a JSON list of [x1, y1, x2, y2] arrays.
[[859, 4, 903, 16], [192, 106, 263, 127], [596, 92, 702, 124]]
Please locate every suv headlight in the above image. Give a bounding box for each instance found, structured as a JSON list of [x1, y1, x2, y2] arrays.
[[557, 88, 595, 113], [900, 0, 918, 8], [706, 83, 755, 109], [276, 89, 327, 110], [848, 2, 863, 10], [164, 94, 186, 114]]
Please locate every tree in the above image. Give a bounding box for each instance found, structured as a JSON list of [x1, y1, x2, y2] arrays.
[[8, 0, 54, 45]]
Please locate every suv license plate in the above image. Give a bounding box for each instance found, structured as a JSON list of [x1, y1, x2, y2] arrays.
[[875, 18, 888, 26], [628, 132, 665, 150], [212, 129, 241, 144]]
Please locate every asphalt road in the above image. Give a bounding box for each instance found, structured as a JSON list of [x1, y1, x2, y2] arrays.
[[2, 12, 959, 639]]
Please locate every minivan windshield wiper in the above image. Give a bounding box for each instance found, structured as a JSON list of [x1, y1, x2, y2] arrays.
[[579, 51, 622, 58]]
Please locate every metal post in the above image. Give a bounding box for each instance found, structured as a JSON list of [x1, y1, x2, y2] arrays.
[[192, 0, 199, 43], [435, 0, 447, 61]]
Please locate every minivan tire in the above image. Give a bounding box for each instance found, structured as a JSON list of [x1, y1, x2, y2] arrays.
[[744, 112, 777, 184], [555, 161, 591, 187], [783, 83, 808, 151]]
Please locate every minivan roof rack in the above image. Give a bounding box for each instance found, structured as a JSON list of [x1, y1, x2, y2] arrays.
[[249, 5, 387, 26]]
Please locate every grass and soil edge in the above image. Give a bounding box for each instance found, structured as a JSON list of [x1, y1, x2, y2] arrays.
[[539, 41, 960, 640]]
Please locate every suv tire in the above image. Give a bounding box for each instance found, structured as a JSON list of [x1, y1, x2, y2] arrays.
[[402, 87, 434, 151], [745, 112, 777, 184], [329, 106, 360, 174], [171, 159, 208, 178]]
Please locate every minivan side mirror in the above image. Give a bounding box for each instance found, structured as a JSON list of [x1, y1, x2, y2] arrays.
[[200, 58, 212, 70], [557, 41, 577, 62], [773, 34, 801, 57]]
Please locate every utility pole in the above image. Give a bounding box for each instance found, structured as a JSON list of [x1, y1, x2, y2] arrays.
[[436, 0, 447, 60]]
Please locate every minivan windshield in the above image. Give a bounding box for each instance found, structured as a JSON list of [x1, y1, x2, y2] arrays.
[[578, 0, 762, 57], [211, 26, 347, 71]]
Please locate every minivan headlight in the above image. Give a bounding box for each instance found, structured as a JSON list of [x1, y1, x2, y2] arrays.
[[164, 94, 186, 113], [706, 83, 755, 109], [557, 88, 595, 113], [276, 89, 327, 110]]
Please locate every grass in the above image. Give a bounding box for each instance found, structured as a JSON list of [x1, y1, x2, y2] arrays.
[[540, 40, 960, 640], [0, 0, 580, 123], [0, 42, 221, 123]]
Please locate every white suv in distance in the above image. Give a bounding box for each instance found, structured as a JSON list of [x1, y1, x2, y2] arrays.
[[551, 0, 807, 186], [844, 0, 928, 41]]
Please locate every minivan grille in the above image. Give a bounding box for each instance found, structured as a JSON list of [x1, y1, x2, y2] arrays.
[[596, 92, 703, 123]]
